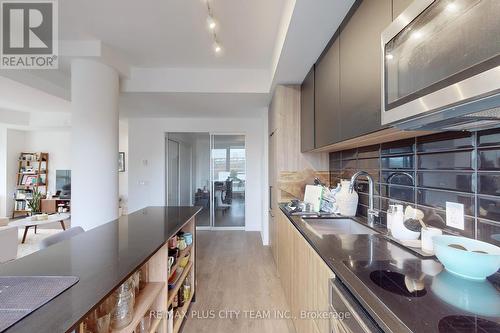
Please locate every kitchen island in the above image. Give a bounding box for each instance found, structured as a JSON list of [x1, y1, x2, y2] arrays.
[[0, 206, 201, 333]]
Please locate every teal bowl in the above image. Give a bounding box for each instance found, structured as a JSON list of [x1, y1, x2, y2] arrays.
[[431, 270, 500, 317], [432, 235, 500, 280]]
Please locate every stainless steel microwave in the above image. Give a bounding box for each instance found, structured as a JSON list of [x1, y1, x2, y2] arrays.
[[381, 0, 500, 131]]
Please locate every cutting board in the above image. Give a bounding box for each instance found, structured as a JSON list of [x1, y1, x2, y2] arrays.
[[304, 185, 323, 213]]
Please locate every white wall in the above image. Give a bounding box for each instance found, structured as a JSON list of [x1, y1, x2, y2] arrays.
[[128, 113, 268, 240], [0, 128, 7, 217], [119, 120, 129, 213], [24, 131, 71, 195]]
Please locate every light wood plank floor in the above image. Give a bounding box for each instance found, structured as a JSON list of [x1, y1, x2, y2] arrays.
[[183, 231, 295, 333]]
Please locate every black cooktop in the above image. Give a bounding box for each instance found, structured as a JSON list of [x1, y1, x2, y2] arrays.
[[343, 259, 500, 332]]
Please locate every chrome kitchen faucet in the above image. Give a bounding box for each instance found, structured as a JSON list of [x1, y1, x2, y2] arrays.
[[349, 171, 379, 226]]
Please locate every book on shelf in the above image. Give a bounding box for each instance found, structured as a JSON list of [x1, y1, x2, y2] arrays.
[[15, 189, 32, 200]]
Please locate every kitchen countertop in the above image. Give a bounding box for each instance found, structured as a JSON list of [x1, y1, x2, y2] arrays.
[[279, 204, 500, 333], [0, 206, 201, 333]]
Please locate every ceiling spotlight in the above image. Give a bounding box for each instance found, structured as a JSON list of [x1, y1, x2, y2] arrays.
[[445, 2, 458, 11], [411, 31, 423, 39], [214, 42, 222, 54], [207, 16, 216, 30], [385, 53, 394, 60]]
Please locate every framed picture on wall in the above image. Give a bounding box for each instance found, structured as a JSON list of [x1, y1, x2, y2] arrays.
[[119, 152, 125, 172]]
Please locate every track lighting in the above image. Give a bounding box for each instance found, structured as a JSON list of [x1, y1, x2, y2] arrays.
[[205, 1, 222, 55]]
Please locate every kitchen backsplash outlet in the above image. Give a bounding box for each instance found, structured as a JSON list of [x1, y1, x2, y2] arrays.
[[329, 129, 500, 247]]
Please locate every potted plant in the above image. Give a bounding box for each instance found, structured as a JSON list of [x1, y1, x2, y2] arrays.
[[27, 189, 42, 218]]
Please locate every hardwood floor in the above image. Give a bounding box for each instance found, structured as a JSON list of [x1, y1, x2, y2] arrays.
[[183, 231, 295, 333]]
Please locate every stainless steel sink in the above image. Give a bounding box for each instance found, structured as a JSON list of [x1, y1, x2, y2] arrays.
[[303, 218, 377, 236]]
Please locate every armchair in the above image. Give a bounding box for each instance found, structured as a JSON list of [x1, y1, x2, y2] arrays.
[[0, 225, 18, 262]]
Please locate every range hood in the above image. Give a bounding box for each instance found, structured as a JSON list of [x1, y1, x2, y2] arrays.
[[381, 0, 500, 131]]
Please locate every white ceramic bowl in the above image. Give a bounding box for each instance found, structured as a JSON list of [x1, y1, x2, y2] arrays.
[[390, 218, 420, 240]]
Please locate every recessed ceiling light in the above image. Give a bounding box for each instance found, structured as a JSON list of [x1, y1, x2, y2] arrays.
[[207, 16, 216, 30], [386, 53, 394, 60], [411, 31, 423, 39], [446, 2, 458, 11], [214, 42, 222, 53]]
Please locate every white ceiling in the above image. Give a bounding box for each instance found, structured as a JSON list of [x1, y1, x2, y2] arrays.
[[119, 92, 268, 118], [59, 0, 287, 69], [0, 0, 355, 124]]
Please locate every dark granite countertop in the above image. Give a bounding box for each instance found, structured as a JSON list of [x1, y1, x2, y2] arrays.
[[279, 204, 500, 333], [0, 206, 201, 333]]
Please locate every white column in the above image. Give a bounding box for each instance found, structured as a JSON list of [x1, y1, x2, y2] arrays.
[[71, 59, 119, 230]]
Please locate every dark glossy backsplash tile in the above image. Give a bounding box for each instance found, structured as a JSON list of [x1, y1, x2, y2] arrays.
[[381, 171, 415, 186], [381, 155, 414, 169], [341, 149, 357, 160], [329, 130, 500, 245], [477, 128, 500, 147], [355, 179, 381, 195], [330, 151, 341, 161], [358, 193, 381, 209], [381, 138, 415, 155], [478, 174, 500, 196], [478, 196, 500, 222], [478, 148, 500, 170], [330, 159, 341, 170], [341, 159, 357, 169], [476, 219, 500, 247], [416, 205, 475, 238], [417, 151, 473, 170], [357, 157, 379, 170], [357, 145, 380, 159], [417, 171, 473, 193], [381, 184, 414, 203], [417, 189, 475, 216], [416, 132, 473, 152]]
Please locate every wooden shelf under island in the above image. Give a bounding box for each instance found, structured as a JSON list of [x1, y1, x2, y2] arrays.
[[75, 208, 198, 333], [111, 282, 164, 333]]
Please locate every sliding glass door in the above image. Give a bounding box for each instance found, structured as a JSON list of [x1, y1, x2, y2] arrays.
[[166, 133, 245, 229], [211, 135, 246, 228]]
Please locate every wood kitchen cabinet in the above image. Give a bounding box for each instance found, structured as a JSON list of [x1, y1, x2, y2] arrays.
[[277, 210, 335, 333], [314, 39, 341, 148], [301, 67, 316, 152], [339, 0, 392, 141], [277, 211, 293, 303], [268, 86, 328, 262]]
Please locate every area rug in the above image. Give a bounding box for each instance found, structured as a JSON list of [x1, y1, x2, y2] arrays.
[[16, 229, 61, 259]]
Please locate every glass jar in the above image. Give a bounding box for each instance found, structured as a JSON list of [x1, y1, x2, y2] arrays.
[[111, 279, 135, 329]]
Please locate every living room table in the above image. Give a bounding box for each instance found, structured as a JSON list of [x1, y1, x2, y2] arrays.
[[9, 213, 71, 244]]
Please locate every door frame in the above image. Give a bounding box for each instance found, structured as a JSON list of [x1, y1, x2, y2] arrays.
[[165, 132, 247, 231], [209, 132, 246, 230]]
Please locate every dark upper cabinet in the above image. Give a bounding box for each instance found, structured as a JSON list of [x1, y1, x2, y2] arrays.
[[392, 0, 413, 20], [300, 67, 315, 152], [339, 0, 392, 141], [315, 39, 341, 148]]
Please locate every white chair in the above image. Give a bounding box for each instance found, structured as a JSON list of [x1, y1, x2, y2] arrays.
[[0, 226, 18, 263], [215, 190, 231, 215], [0, 217, 8, 227], [39, 227, 84, 249]]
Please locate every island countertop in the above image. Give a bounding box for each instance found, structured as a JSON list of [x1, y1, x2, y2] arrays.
[[0, 206, 201, 333]]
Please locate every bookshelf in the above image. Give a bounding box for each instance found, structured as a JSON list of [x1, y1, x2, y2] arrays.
[[13, 152, 49, 218]]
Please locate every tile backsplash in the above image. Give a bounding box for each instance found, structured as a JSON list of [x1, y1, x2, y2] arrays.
[[329, 130, 500, 247]]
